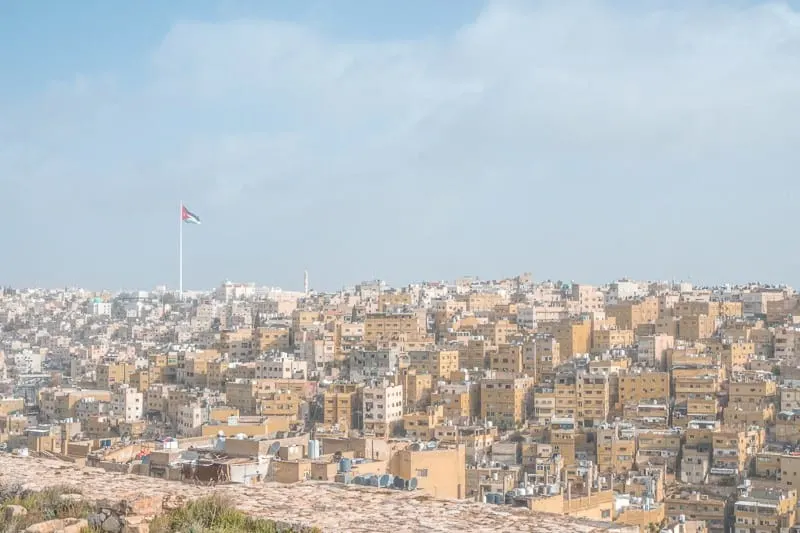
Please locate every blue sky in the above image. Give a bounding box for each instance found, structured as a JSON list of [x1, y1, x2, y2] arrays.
[[2, 1, 800, 292]]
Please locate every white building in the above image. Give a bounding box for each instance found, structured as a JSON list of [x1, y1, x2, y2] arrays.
[[177, 404, 204, 436], [255, 355, 308, 380], [13, 349, 43, 374], [111, 385, 143, 423], [90, 300, 112, 316], [606, 280, 646, 305], [362, 382, 403, 438]]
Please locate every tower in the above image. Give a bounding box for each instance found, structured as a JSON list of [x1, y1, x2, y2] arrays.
[[304, 270, 309, 295]]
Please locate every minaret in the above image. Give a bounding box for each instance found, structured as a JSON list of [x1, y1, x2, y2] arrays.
[[304, 270, 309, 295]]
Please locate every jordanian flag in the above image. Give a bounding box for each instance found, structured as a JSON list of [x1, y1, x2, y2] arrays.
[[182, 205, 201, 224]]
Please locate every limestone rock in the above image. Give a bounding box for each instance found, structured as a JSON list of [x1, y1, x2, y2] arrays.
[[24, 518, 87, 533], [102, 514, 122, 532], [5, 504, 28, 520]]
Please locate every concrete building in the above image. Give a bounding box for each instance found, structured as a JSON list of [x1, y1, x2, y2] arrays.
[[363, 382, 403, 438]]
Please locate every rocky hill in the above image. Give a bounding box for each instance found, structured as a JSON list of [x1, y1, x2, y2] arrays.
[[0, 455, 636, 533]]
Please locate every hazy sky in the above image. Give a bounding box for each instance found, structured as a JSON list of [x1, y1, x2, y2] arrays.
[[3, 0, 800, 292]]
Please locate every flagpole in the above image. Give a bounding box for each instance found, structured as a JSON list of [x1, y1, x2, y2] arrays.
[[179, 201, 183, 301]]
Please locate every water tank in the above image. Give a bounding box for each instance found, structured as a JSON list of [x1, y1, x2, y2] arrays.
[[379, 474, 392, 488], [407, 477, 418, 491], [339, 457, 352, 473], [369, 475, 380, 487], [214, 436, 225, 451], [393, 476, 405, 489], [308, 440, 320, 460]]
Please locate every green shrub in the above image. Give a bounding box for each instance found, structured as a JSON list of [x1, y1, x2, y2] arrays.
[[0, 483, 91, 532], [149, 495, 320, 533]]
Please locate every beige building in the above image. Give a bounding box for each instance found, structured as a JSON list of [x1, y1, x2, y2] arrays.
[[480, 376, 534, 428], [408, 349, 459, 379], [389, 443, 467, 499], [618, 372, 670, 407], [538, 318, 591, 357], [323, 383, 361, 430], [606, 298, 658, 330], [591, 328, 634, 352], [364, 312, 425, 345], [734, 487, 796, 533]]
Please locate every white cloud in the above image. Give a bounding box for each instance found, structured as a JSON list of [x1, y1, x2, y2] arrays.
[[4, 0, 800, 289]]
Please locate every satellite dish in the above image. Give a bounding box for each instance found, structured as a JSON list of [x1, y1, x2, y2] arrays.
[[268, 441, 281, 456]]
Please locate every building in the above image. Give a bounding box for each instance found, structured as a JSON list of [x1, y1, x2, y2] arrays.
[[110, 384, 143, 423], [734, 485, 797, 533], [480, 376, 534, 429], [363, 382, 403, 438]]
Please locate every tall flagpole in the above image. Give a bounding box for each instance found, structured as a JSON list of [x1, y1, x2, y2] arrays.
[[179, 201, 183, 300]]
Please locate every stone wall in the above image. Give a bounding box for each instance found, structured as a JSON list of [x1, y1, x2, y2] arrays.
[[0, 455, 637, 533]]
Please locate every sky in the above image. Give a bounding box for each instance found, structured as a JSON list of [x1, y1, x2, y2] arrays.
[[3, 0, 800, 292]]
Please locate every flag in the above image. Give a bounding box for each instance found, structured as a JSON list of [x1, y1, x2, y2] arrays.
[[181, 205, 201, 225]]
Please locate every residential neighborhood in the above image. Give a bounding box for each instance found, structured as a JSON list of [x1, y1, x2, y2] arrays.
[[2, 276, 800, 532]]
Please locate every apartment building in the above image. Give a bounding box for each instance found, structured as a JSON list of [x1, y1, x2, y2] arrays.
[[665, 492, 728, 533], [96, 362, 135, 390], [473, 320, 518, 347], [596, 424, 636, 474], [363, 382, 403, 438], [457, 338, 493, 370], [323, 383, 361, 430], [252, 327, 291, 353], [408, 348, 459, 379], [489, 343, 525, 374], [480, 376, 534, 428], [618, 371, 670, 407], [402, 369, 433, 411], [591, 328, 634, 353], [364, 312, 425, 345], [255, 355, 308, 380], [637, 334, 675, 368], [110, 384, 143, 423], [538, 319, 591, 357], [734, 486, 796, 533], [431, 383, 474, 422], [605, 297, 658, 330]]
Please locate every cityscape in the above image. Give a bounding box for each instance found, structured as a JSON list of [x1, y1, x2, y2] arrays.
[[5, 0, 800, 532], [1, 275, 799, 532]]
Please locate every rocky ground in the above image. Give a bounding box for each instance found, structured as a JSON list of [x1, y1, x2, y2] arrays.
[[0, 455, 633, 532]]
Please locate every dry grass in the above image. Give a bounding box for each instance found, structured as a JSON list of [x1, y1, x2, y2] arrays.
[[149, 495, 321, 533], [0, 483, 92, 533]]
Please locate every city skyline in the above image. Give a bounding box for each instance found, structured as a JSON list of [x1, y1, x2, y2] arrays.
[[4, 1, 800, 289]]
